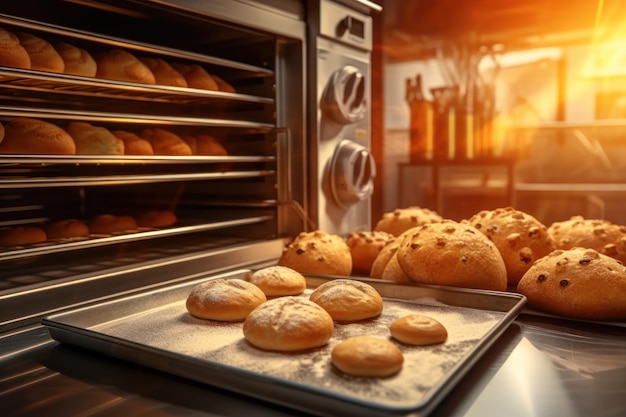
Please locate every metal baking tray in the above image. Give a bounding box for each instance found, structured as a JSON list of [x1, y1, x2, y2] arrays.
[[42, 270, 526, 417]]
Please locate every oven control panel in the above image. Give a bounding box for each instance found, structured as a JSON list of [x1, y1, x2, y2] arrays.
[[319, 0, 373, 50]]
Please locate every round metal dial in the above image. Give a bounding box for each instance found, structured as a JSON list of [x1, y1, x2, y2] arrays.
[[321, 65, 367, 125], [328, 139, 376, 207]]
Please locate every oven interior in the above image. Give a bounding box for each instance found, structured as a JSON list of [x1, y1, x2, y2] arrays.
[[0, 0, 306, 331]]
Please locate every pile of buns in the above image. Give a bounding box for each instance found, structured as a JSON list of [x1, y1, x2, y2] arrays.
[[186, 268, 448, 377], [0, 117, 228, 156], [0, 25, 236, 92], [0, 210, 177, 247]]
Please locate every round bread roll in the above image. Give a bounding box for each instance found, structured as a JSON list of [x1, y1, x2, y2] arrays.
[[0, 26, 31, 69], [111, 130, 154, 155], [139, 57, 188, 88], [380, 252, 412, 283], [0, 226, 47, 246], [137, 210, 177, 228], [389, 314, 448, 346], [370, 239, 399, 279], [243, 296, 333, 351], [55, 42, 97, 77], [17, 32, 64, 73], [331, 335, 403, 377], [396, 220, 508, 291], [187, 278, 266, 321], [346, 230, 395, 276], [172, 63, 219, 91], [517, 247, 626, 320], [309, 278, 383, 321], [44, 219, 90, 239], [466, 207, 554, 285], [0, 122, 4, 144], [374, 206, 443, 237], [212, 74, 236, 93], [183, 134, 228, 156], [96, 49, 156, 85], [248, 265, 307, 297], [88, 214, 137, 234], [548, 216, 626, 264], [277, 230, 352, 276], [66, 122, 124, 155], [140, 128, 192, 156], [0, 117, 76, 155]]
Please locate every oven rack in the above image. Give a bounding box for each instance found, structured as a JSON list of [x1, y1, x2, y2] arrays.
[[0, 68, 275, 106], [0, 214, 275, 263], [0, 154, 274, 165]]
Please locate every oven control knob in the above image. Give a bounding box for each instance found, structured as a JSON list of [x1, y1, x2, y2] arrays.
[[322, 65, 366, 125], [329, 139, 376, 207]]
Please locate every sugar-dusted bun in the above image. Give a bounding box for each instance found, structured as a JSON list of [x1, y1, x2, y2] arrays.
[[88, 214, 137, 234], [518, 247, 626, 320], [396, 220, 507, 291], [17, 32, 64, 73], [139, 57, 188, 88], [243, 296, 333, 351], [374, 206, 443, 237], [96, 49, 156, 84], [0, 226, 47, 246], [212, 74, 236, 93], [183, 134, 228, 156], [346, 231, 395, 276], [309, 278, 383, 321], [137, 210, 177, 228], [172, 63, 219, 91], [548, 215, 626, 264], [66, 122, 124, 155], [140, 128, 192, 156], [0, 117, 76, 155], [187, 278, 266, 322], [466, 207, 554, 285], [278, 230, 352, 276], [111, 130, 154, 155], [55, 42, 97, 77], [389, 314, 448, 346], [331, 335, 404, 377], [248, 265, 307, 297], [0, 26, 31, 69], [44, 219, 89, 239]]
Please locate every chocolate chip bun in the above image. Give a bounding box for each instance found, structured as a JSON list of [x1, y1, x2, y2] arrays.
[[346, 230, 395, 276], [243, 296, 333, 351], [396, 220, 508, 291], [517, 247, 626, 320], [374, 206, 443, 237], [331, 335, 404, 377], [277, 230, 352, 276], [466, 207, 554, 286], [548, 216, 626, 264], [186, 278, 266, 321], [309, 278, 383, 321], [247, 265, 307, 297]]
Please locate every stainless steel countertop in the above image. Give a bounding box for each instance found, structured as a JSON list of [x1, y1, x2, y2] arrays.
[[2, 315, 625, 417]]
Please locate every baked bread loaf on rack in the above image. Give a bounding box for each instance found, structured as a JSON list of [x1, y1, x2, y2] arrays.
[[44, 219, 90, 239], [172, 63, 219, 91], [55, 42, 97, 77], [0, 117, 76, 155], [140, 57, 188, 88], [88, 214, 137, 234], [66, 122, 124, 155], [111, 130, 154, 155], [137, 210, 177, 228], [183, 134, 228, 156], [374, 206, 443, 237], [141, 128, 192, 156], [0, 226, 47, 246], [96, 49, 156, 85], [277, 230, 352, 276], [17, 32, 64, 73], [0, 26, 31, 69]]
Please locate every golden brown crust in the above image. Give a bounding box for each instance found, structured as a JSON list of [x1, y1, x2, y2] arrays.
[[0, 226, 47, 246], [172, 63, 219, 91], [111, 130, 154, 155], [466, 207, 554, 285], [0, 117, 76, 155], [55, 42, 97, 77], [17, 32, 64, 73], [140, 128, 192, 156], [380, 252, 412, 283], [243, 296, 333, 351], [278, 230, 352, 276], [88, 214, 137, 234], [0, 122, 5, 144], [248, 265, 307, 297], [212, 74, 236, 93], [396, 220, 508, 291], [331, 335, 404, 377], [309, 278, 383, 321], [183, 134, 228, 156], [187, 278, 266, 322], [96, 49, 156, 85], [44, 219, 89, 239], [374, 206, 443, 237], [548, 216, 626, 264], [66, 122, 124, 155], [346, 230, 395, 276], [139, 57, 188, 88], [0, 26, 31, 69], [517, 247, 626, 320], [137, 210, 177, 228], [389, 314, 448, 345]]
